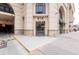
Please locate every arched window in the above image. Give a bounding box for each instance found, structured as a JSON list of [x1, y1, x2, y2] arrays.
[[59, 7, 63, 19], [0, 3, 14, 14], [36, 3, 45, 14]]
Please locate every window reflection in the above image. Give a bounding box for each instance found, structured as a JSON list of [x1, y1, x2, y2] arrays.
[[0, 3, 14, 14], [36, 3, 45, 14]]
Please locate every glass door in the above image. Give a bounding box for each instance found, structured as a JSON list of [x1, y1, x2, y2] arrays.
[[36, 21, 45, 36]]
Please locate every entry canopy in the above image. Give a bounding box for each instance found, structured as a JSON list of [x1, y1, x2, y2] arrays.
[[0, 11, 14, 20]]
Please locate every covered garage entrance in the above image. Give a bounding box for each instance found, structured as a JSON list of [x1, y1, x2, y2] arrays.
[[0, 3, 14, 34]]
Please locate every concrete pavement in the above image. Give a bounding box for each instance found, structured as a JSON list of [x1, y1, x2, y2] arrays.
[[33, 31, 79, 55], [13, 35, 56, 52], [0, 31, 79, 55], [0, 34, 28, 55]]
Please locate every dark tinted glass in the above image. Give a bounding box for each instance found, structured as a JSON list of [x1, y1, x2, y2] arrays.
[[36, 3, 45, 14]]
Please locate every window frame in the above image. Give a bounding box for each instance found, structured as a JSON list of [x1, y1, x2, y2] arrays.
[[36, 3, 46, 14], [0, 3, 14, 14]]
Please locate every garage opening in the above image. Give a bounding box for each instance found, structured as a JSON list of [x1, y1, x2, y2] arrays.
[[0, 24, 14, 33], [0, 3, 14, 34]]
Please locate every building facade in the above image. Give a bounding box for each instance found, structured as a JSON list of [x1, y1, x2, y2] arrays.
[[0, 3, 75, 37]]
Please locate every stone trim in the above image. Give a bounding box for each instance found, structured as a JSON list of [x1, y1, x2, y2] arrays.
[[14, 29, 24, 34], [23, 29, 34, 31], [24, 30, 34, 36], [48, 29, 59, 37], [48, 29, 59, 31], [14, 29, 24, 31]]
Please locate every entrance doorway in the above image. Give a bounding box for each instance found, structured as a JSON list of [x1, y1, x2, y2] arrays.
[[59, 6, 65, 34], [36, 21, 45, 36]]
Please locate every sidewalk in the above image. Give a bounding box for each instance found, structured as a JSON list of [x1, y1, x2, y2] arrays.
[[1, 31, 79, 55], [36, 31, 79, 55], [13, 35, 56, 52]]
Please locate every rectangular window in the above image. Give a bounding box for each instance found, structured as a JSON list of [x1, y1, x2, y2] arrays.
[[36, 3, 45, 14], [5, 7, 9, 12], [0, 6, 4, 11]]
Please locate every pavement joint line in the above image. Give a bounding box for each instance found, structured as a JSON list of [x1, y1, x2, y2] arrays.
[[37, 49, 46, 55], [28, 39, 55, 52], [12, 35, 55, 53], [12, 35, 30, 53], [60, 36, 78, 40]]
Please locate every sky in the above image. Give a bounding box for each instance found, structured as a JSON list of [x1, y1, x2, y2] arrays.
[[73, 3, 79, 25]]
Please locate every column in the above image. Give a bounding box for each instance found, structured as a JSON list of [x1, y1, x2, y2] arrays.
[[48, 4, 59, 37], [24, 4, 33, 36]]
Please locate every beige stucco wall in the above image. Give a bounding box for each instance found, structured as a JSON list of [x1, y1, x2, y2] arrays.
[[10, 4, 24, 34], [8, 3, 74, 37]]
